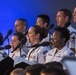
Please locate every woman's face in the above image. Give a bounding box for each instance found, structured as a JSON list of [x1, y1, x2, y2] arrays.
[[27, 27, 39, 44], [51, 31, 65, 49], [11, 35, 20, 49]]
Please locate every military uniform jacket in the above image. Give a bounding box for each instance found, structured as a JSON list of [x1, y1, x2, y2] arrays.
[[25, 46, 50, 64], [42, 33, 52, 42], [67, 25, 76, 49], [9, 49, 26, 59], [0, 50, 7, 61], [45, 45, 74, 63]]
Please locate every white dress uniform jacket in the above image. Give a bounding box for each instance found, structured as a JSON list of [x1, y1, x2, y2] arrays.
[[25, 46, 50, 64], [42, 33, 52, 42], [9, 49, 26, 59], [67, 25, 76, 50], [41, 33, 53, 49], [0, 50, 7, 61], [45, 45, 74, 63]]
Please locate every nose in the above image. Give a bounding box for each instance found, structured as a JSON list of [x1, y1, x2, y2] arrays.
[[56, 17, 58, 21]]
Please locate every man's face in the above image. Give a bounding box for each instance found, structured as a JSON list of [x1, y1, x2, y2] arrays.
[[14, 20, 25, 33], [73, 7, 76, 22], [36, 17, 47, 28], [56, 11, 66, 27]]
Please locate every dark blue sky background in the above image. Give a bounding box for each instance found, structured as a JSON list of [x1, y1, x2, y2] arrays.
[[0, 0, 76, 45]]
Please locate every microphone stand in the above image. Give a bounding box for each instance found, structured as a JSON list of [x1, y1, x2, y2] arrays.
[[7, 37, 10, 56], [48, 30, 53, 49]]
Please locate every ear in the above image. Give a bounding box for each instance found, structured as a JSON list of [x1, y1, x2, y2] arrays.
[[44, 23, 48, 28], [62, 38, 66, 43], [36, 33, 40, 39], [65, 16, 69, 22], [23, 26, 26, 30]]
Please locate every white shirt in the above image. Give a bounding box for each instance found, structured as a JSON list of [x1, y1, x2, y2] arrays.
[[25, 46, 50, 64], [45, 45, 74, 63]]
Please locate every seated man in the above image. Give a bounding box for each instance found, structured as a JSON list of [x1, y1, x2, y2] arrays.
[[36, 14, 53, 49], [45, 27, 74, 63]]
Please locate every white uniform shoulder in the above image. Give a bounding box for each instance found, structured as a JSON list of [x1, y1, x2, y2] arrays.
[[68, 25, 76, 33]]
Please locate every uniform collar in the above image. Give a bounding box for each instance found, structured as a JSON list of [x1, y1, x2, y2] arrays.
[[56, 45, 68, 53], [65, 22, 71, 28]]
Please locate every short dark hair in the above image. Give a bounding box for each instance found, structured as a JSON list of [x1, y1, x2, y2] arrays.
[[41, 67, 65, 75], [25, 64, 46, 75], [17, 18, 28, 29], [59, 9, 72, 21], [10, 68, 25, 75], [45, 61, 63, 69], [37, 14, 50, 27], [54, 26, 70, 43], [13, 32, 24, 41]]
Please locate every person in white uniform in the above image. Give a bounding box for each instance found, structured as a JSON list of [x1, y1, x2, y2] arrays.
[[14, 18, 30, 54], [56, 8, 76, 54], [9, 32, 26, 59], [36, 14, 52, 47], [25, 25, 50, 64], [72, 6, 76, 55], [45, 27, 74, 63]]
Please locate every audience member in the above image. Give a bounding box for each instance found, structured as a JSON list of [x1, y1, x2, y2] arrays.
[[25, 64, 46, 75], [10, 68, 26, 75], [45, 61, 63, 69], [40, 67, 66, 75]]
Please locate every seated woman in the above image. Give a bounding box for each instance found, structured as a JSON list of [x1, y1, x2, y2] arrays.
[[9, 32, 27, 60], [25, 25, 50, 64], [45, 27, 74, 63]]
